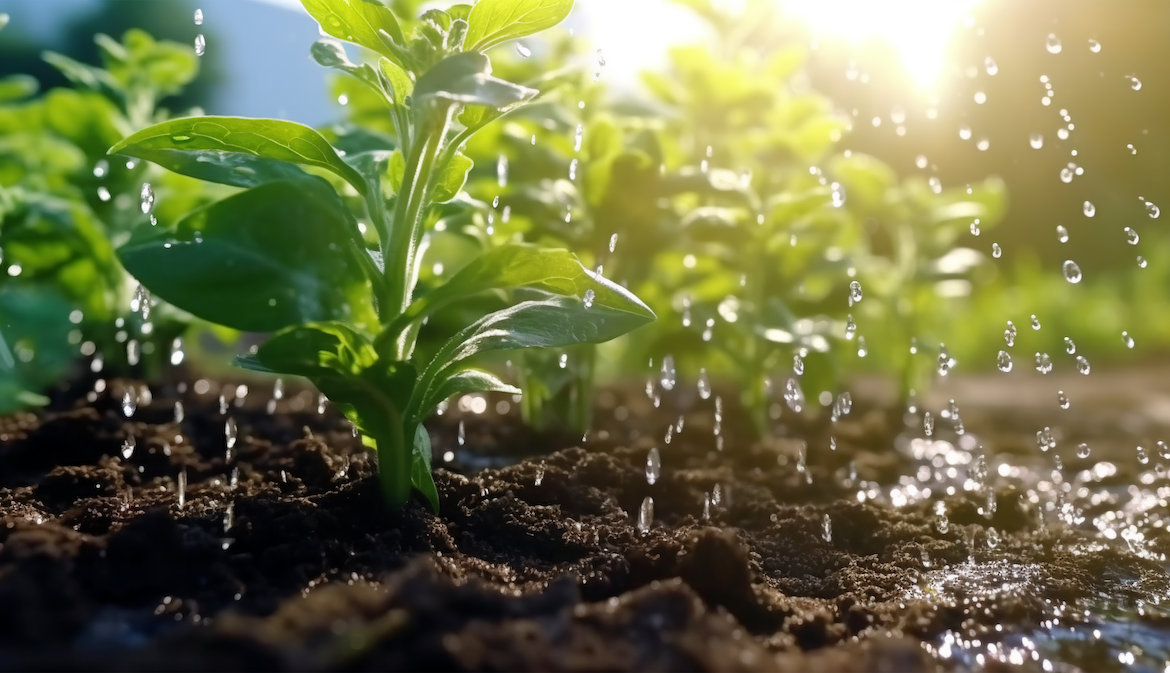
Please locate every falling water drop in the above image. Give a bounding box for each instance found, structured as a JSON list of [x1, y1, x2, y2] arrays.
[[793, 354, 805, 376], [194, 34, 206, 56], [1032, 315, 1042, 330], [646, 447, 661, 485], [1004, 321, 1017, 347], [848, 280, 863, 304], [121, 389, 137, 417], [1125, 227, 1139, 245], [514, 42, 531, 58], [1064, 336, 1076, 354], [174, 401, 185, 423], [1060, 167, 1074, 183], [1088, 38, 1101, 53], [126, 340, 141, 366], [121, 436, 136, 460], [984, 56, 998, 75], [497, 155, 508, 187], [970, 220, 981, 236], [1083, 201, 1095, 217], [1035, 352, 1053, 374], [1145, 200, 1160, 218], [856, 336, 868, 358], [1126, 75, 1142, 90], [697, 368, 711, 400], [822, 514, 833, 542], [1062, 260, 1082, 283], [194, 8, 203, 25], [1046, 33, 1062, 53], [573, 123, 584, 152], [845, 314, 857, 340], [660, 355, 676, 391], [1137, 446, 1150, 465], [997, 350, 1013, 372], [934, 501, 949, 534], [457, 419, 466, 446], [140, 183, 155, 214], [1056, 225, 1069, 243], [1076, 442, 1091, 458], [1138, 255, 1148, 268], [783, 378, 805, 412], [1158, 441, 1170, 460], [170, 337, 185, 366], [1058, 391, 1070, 409], [225, 417, 238, 461], [317, 393, 327, 414], [1076, 355, 1091, 375], [987, 527, 1000, 549], [1122, 331, 1135, 348], [178, 468, 187, 509], [924, 412, 934, 437], [1030, 133, 1044, 149], [992, 243, 1002, 258], [637, 496, 653, 534], [582, 289, 595, 309]]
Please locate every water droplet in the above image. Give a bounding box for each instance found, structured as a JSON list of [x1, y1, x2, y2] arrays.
[[1035, 352, 1053, 374], [194, 34, 206, 56], [1137, 445, 1150, 465], [848, 280, 863, 305], [992, 243, 1002, 258], [1032, 315, 1042, 330], [174, 401, 185, 423], [1122, 331, 1135, 348], [636, 496, 653, 534], [1062, 259, 1082, 283], [857, 336, 868, 358], [1126, 74, 1142, 90], [646, 447, 661, 485], [514, 42, 531, 58], [126, 340, 141, 366], [997, 350, 1013, 372], [793, 354, 805, 376], [1076, 355, 1091, 375], [1122, 227, 1141, 245], [984, 56, 998, 76], [915, 155, 928, 169], [1056, 225, 1069, 243], [1003, 321, 1017, 347], [697, 368, 711, 400], [1138, 255, 1148, 268], [1158, 441, 1170, 460], [497, 155, 508, 187], [573, 124, 583, 152], [1060, 167, 1074, 183], [1145, 200, 1160, 218], [93, 159, 108, 178], [835, 392, 852, 418], [822, 514, 833, 542], [1077, 442, 1091, 458], [194, 8, 203, 25], [1030, 133, 1044, 149], [1088, 38, 1101, 53], [97, 186, 111, 202], [1046, 33, 1062, 54], [318, 393, 327, 415], [582, 289, 595, 309], [178, 468, 187, 509], [934, 501, 949, 534], [225, 417, 238, 460], [928, 176, 942, 194], [558, 353, 568, 369], [457, 419, 466, 446], [1083, 201, 1095, 217], [936, 344, 954, 376], [121, 389, 137, 417], [924, 412, 935, 437], [783, 377, 804, 412], [1058, 391, 1070, 409], [659, 355, 676, 391], [121, 436, 136, 460], [845, 314, 857, 340], [970, 220, 981, 236], [1037, 427, 1055, 451]]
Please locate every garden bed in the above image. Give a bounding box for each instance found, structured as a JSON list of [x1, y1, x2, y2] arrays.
[[0, 370, 1167, 671]]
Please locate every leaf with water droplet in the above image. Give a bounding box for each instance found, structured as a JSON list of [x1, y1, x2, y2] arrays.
[[300, 0, 406, 63]]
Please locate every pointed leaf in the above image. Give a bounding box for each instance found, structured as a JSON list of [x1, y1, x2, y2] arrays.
[[300, 0, 406, 61], [464, 0, 574, 53], [410, 423, 440, 511], [109, 116, 366, 194], [118, 181, 375, 333], [236, 322, 377, 379], [413, 52, 536, 109], [433, 152, 473, 203], [418, 368, 519, 421]]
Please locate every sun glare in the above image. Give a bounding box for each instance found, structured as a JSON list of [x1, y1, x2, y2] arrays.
[[777, 0, 984, 88]]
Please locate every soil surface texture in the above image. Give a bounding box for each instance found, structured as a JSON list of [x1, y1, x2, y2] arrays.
[[0, 369, 1167, 671]]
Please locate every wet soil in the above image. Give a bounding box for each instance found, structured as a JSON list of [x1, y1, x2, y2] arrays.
[[0, 370, 1168, 671]]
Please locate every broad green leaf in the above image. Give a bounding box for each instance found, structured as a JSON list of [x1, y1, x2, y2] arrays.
[[417, 368, 519, 422], [118, 180, 375, 333], [433, 152, 473, 203], [41, 51, 123, 101], [448, 4, 473, 21], [0, 286, 76, 414], [412, 295, 654, 420], [236, 322, 377, 379], [311, 39, 384, 93], [387, 243, 652, 338], [301, 0, 406, 61], [109, 116, 367, 195], [463, 0, 574, 53], [413, 52, 536, 109], [410, 423, 440, 511]]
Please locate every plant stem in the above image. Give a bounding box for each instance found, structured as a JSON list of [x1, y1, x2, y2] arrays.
[[385, 106, 453, 360]]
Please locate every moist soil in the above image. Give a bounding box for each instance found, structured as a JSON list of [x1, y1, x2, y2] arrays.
[[0, 370, 1167, 671]]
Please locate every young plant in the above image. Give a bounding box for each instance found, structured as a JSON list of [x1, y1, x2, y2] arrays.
[[108, 0, 655, 509]]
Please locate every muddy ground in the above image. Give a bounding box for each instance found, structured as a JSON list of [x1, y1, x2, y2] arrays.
[[0, 368, 1167, 671]]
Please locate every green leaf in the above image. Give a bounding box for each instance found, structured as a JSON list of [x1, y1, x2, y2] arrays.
[[118, 181, 375, 333], [42, 51, 123, 102], [413, 52, 536, 109], [412, 294, 654, 421], [0, 286, 77, 414], [0, 75, 38, 102], [300, 0, 406, 61], [433, 152, 473, 203], [236, 322, 378, 379], [410, 423, 440, 511], [388, 149, 406, 191], [109, 116, 367, 195], [463, 0, 574, 52], [378, 57, 413, 105], [418, 368, 519, 422], [386, 243, 652, 341]]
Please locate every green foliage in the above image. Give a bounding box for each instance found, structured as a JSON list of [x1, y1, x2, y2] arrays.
[[112, 0, 654, 510]]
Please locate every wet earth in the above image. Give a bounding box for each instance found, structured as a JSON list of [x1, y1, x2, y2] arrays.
[[1, 367, 1168, 671]]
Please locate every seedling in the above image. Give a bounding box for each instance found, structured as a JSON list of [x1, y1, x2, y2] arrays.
[[108, 0, 655, 509]]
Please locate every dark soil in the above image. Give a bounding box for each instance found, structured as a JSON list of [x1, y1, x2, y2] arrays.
[[0, 370, 1167, 671]]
